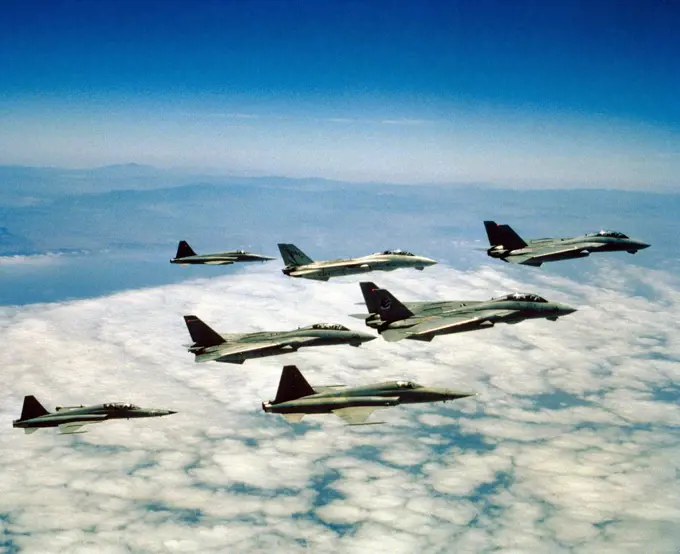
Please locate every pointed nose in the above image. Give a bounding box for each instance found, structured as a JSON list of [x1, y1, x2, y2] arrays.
[[557, 304, 577, 316], [155, 410, 177, 417], [358, 332, 377, 342], [637, 242, 650, 250], [442, 389, 477, 400], [420, 257, 437, 266]]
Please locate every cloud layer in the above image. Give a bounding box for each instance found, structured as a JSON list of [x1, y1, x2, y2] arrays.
[[1, 263, 679, 553]]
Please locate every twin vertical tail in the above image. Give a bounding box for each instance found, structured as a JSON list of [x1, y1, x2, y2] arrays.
[[19, 395, 49, 421], [175, 241, 197, 259], [273, 365, 315, 404], [183, 315, 225, 348], [359, 282, 413, 322], [277, 243, 313, 267], [483, 221, 527, 250]]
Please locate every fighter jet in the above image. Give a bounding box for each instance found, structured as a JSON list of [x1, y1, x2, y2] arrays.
[[278, 243, 436, 281], [483, 221, 650, 267], [170, 240, 275, 265], [13, 396, 176, 435], [183, 315, 376, 364], [354, 282, 577, 342], [263, 365, 476, 424]]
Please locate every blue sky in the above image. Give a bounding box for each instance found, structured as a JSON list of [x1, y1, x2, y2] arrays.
[[2, 0, 680, 186]]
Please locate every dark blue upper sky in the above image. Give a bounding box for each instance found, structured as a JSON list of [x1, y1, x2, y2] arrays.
[[2, 0, 679, 124]]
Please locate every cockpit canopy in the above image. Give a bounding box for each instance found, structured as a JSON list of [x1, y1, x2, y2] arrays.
[[308, 323, 349, 331], [234, 250, 247, 254], [395, 380, 419, 389], [495, 293, 547, 303], [588, 230, 629, 239], [104, 403, 140, 410], [380, 249, 414, 256]]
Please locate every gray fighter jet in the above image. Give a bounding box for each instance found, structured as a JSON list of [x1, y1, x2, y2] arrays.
[[354, 282, 576, 342], [278, 243, 436, 281], [263, 365, 476, 424], [13, 396, 176, 435], [183, 315, 376, 364], [483, 221, 650, 267], [171, 240, 275, 265]]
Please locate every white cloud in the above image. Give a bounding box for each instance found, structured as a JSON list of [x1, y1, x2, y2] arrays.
[[0, 263, 679, 552]]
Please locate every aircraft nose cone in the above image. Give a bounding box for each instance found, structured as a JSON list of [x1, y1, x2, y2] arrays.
[[444, 390, 477, 400], [638, 242, 650, 250], [360, 332, 377, 342], [558, 304, 577, 316]]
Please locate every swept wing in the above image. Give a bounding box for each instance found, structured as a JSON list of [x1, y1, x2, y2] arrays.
[[395, 309, 517, 341], [196, 337, 318, 362]]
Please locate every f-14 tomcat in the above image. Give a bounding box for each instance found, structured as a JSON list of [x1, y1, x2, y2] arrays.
[[263, 365, 475, 424], [483, 221, 650, 267], [354, 282, 577, 342], [278, 243, 436, 281], [171, 240, 275, 265], [183, 315, 376, 364], [13, 396, 176, 435]]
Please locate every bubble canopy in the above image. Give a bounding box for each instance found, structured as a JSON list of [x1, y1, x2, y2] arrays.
[[588, 230, 629, 239], [493, 293, 548, 303], [305, 323, 350, 331]]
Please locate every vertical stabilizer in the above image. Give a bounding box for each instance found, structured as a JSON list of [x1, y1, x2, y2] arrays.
[[20, 395, 49, 421], [183, 315, 225, 347], [176, 241, 197, 259], [274, 365, 316, 404], [278, 244, 314, 267], [359, 282, 413, 322], [483, 221, 527, 250]]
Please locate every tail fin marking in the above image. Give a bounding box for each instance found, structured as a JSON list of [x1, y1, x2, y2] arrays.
[[359, 282, 413, 322], [483, 221, 527, 250], [176, 241, 197, 259], [278, 244, 314, 267], [183, 315, 225, 347]]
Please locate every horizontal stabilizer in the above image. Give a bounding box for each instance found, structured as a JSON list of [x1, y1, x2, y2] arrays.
[[332, 406, 378, 424], [24, 428, 39, 435], [282, 413, 305, 423]]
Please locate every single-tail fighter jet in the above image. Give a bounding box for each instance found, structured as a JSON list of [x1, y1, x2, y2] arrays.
[[183, 315, 376, 364], [171, 240, 275, 265], [263, 365, 476, 424], [278, 243, 436, 281], [482, 221, 650, 267], [13, 396, 176, 435], [354, 282, 577, 342]]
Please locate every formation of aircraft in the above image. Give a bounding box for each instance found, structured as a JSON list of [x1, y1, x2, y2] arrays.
[[170, 240, 275, 265], [277, 243, 437, 281], [354, 282, 576, 342], [183, 315, 375, 364], [262, 365, 475, 424], [13, 396, 175, 435], [14, 222, 650, 434], [483, 221, 650, 267]]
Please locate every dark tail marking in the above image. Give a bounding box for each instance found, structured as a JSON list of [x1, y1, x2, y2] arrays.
[[359, 282, 413, 322], [20, 395, 49, 421], [183, 315, 225, 347], [277, 243, 313, 267], [176, 241, 197, 259], [483, 221, 527, 250], [274, 365, 315, 404]]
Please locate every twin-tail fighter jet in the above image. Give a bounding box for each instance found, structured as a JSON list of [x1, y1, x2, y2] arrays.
[[354, 282, 577, 342], [171, 241, 275, 265], [183, 315, 376, 364], [262, 365, 476, 424], [278, 243, 436, 281], [13, 396, 176, 435], [483, 221, 650, 267]]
